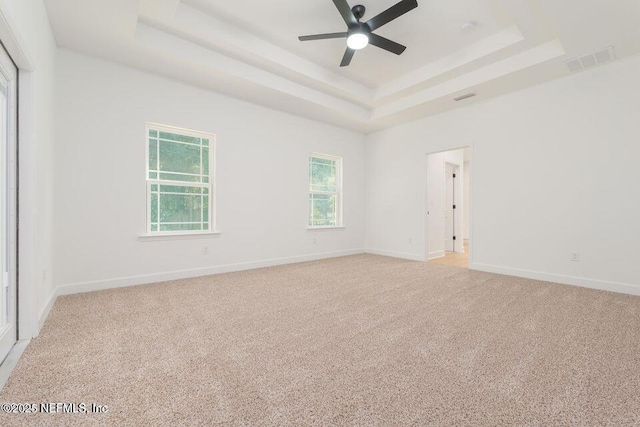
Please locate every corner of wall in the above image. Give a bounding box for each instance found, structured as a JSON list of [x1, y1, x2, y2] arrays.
[[37, 290, 57, 334]]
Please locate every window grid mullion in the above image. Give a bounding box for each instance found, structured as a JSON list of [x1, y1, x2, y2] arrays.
[[308, 153, 341, 227], [147, 124, 214, 234], [156, 138, 202, 148], [200, 138, 204, 209], [309, 190, 338, 195], [148, 179, 209, 189]]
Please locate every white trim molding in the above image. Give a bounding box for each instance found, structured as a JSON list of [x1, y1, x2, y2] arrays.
[[57, 249, 365, 296], [307, 226, 346, 231], [138, 232, 222, 242], [470, 262, 640, 297], [0, 339, 29, 392], [0, 2, 43, 341], [428, 250, 446, 260], [0, 4, 34, 71]]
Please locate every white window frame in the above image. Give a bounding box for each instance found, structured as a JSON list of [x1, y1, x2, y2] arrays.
[[145, 123, 217, 236], [308, 152, 343, 229]]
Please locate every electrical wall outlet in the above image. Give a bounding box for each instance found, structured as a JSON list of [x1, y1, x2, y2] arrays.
[[408, 238, 413, 244], [570, 252, 580, 262], [203, 246, 209, 255], [313, 238, 317, 245]]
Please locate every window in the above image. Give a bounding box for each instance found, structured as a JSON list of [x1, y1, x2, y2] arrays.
[[146, 123, 215, 234], [309, 153, 342, 227]]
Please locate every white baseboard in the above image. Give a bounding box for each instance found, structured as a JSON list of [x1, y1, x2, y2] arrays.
[[470, 262, 640, 296], [56, 249, 365, 296], [428, 250, 445, 260], [365, 248, 424, 262], [0, 340, 29, 392], [37, 291, 58, 333]]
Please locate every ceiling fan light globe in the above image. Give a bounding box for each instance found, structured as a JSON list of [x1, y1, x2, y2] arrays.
[[347, 33, 369, 50]]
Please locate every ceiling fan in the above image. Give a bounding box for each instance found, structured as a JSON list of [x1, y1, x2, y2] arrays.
[[298, 0, 419, 67]]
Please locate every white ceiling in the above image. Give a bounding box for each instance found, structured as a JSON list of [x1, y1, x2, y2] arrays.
[[188, 0, 509, 87], [44, 0, 640, 132]]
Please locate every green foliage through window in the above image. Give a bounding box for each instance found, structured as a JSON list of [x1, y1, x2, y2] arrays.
[[309, 155, 341, 227], [147, 125, 214, 233]]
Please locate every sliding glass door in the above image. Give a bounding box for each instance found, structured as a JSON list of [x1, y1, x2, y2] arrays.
[[0, 43, 18, 363]]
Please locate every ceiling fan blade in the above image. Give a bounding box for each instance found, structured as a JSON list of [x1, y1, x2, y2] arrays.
[[368, 33, 406, 55], [333, 0, 358, 26], [340, 48, 356, 67], [365, 0, 418, 32], [299, 32, 348, 41]]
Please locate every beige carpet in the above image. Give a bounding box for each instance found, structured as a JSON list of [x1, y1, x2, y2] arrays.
[[1, 254, 639, 426]]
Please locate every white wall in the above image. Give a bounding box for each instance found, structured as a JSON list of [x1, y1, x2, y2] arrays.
[[2, 0, 57, 336], [53, 50, 366, 293], [366, 54, 640, 295], [427, 149, 465, 259]]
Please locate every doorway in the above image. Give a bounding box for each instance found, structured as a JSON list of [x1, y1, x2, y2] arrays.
[[0, 43, 18, 363], [426, 147, 470, 269], [444, 162, 459, 253]]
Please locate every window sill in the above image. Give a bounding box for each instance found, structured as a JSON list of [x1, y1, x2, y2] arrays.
[[138, 232, 222, 242], [307, 226, 346, 231]]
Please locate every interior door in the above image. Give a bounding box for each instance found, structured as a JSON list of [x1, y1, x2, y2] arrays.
[[0, 43, 18, 363], [444, 163, 455, 252]]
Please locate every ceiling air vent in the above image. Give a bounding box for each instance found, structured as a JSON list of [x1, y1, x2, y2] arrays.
[[453, 93, 477, 102], [565, 46, 616, 73]]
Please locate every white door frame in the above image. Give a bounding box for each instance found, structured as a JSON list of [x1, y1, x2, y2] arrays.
[[0, 4, 40, 341], [0, 41, 17, 362], [443, 161, 462, 253], [424, 145, 474, 264]]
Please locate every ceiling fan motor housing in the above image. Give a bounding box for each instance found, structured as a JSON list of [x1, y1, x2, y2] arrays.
[[349, 24, 371, 36], [352, 5, 366, 21], [349, 6, 371, 37]]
